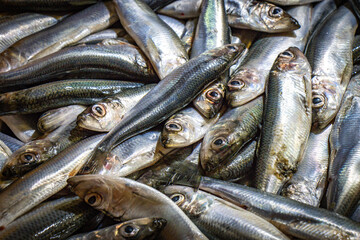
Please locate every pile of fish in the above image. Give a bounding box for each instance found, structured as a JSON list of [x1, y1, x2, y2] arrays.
[[1, 0, 360, 239]]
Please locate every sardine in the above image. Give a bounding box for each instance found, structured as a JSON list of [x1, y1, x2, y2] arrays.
[[0, 132, 23, 153], [0, 0, 99, 11], [88, 44, 243, 173], [327, 74, 360, 216], [161, 107, 221, 148], [0, 43, 156, 93], [113, 0, 188, 79], [0, 196, 98, 240], [158, 14, 185, 38], [306, 5, 358, 130], [200, 96, 262, 172], [281, 124, 332, 207], [255, 47, 312, 194], [181, 18, 197, 54], [71, 28, 126, 46], [0, 140, 11, 173], [77, 84, 155, 132], [0, 115, 41, 142], [227, 5, 312, 107], [164, 185, 290, 240], [68, 217, 167, 240], [68, 175, 209, 240], [199, 177, 360, 240], [0, 80, 143, 115], [266, 0, 322, 5], [0, 134, 104, 228], [0, 2, 118, 72], [0, 13, 58, 54]]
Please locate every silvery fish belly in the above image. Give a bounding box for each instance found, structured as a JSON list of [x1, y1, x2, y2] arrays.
[[255, 47, 312, 194], [327, 74, 360, 216]]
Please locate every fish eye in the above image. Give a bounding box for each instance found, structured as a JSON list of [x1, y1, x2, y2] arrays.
[[312, 95, 325, 108], [269, 7, 283, 17], [165, 122, 182, 132], [91, 104, 106, 117], [206, 89, 222, 103], [20, 152, 36, 164], [211, 137, 228, 151], [85, 193, 102, 207], [228, 80, 245, 91], [280, 50, 294, 58], [170, 193, 185, 205], [120, 224, 139, 237], [226, 45, 237, 51]]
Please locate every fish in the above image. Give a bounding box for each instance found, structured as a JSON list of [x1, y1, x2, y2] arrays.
[[281, 124, 332, 207], [159, 0, 300, 33], [191, 0, 230, 119], [0, 43, 156, 93], [113, 0, 188, 80], [77, 84, 155, 132], [0, 196, 99, 240], [0, 0, 99, 11], [0, 2, 118, 72], [71, 28, 126, 46], [0, 134, 104, 228], [266, 0, 322, 5], [0, 140, 12, 173], [80, 129, 176, 178], [88, 44, 244, 173], [158, 14, 186, 38], [164, 185, 290, 240], [68, 217, 167, 240], [307, 0, 336, 39], [0, 115, 41, 142], [38, 105, 87, 133], [327, 74, 360, 216], [198, 177, 360, 240], [0, 80, 144, 115], [306, 5, 358, 130], [0, 13, 58, 54], [206, 140, 256, 181], [68, 175, 209, 240], [255, 47, 312, 194], [227, 5, 312, 108], [0, 121, 93, 180], [0, 132, 23, 153], [161, 107, 221, 148], [200, 96, 262, 173], [180, 18, 197, 54]]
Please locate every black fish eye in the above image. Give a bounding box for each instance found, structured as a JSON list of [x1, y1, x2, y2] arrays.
[[125, 226, 134, 233], [312, 94, 325, 108], [209, 91, 219, 97], [24, 154, 33, 161], [165, 122, 182, 132], [92, 104, 106, 117], [95, 106, 102, 114], [272, 7, 282, 15], [214, 139, 223, 145], [171, 195, 180, 202], [88, 196, 96, 204], [312, 97, 322, 104], [230, 80, 241, 86], [282, 51, 292, 57], [20, 152, 36, 163]]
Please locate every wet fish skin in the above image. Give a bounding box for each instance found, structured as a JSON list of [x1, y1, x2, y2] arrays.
[[281, 124, 332, 207], [255, 47, 312, 194], [200, 96, 262, 173], [0, 43, 156, 93], [206, 140, 256, 181], [0, 140, 12, 173], [227, 5, 312, 107], [0, 0, 99, 11], [80, 129, 176, 178], [327, 74, 360, 216], [0, 134, 104, 229], [306, 5, 358, 130], [68, 175, 209, 240], [0, 132, 23, 153], [307, 0, 336, 39], [161, 107, 221, 148], [88, 44, 244, 172], [181, 18, 198, 54], [266, 0, 322, 5], [199, 177, 360, 240], [0, 196, 98, 240], [158, 0, 202, 19], [38, 105, 86, 133], [158, 14, 185, 38], [0, 13, 58, 54], [77, 84, 155, 132], [0, 115, 41, 142], [0, 2, 118, 72], [113, 0, 188, 80], [0, 80, 143, 115], [164, 185, 290, 240], [68, 217, 167, 240], [71, 28, 126, 46]]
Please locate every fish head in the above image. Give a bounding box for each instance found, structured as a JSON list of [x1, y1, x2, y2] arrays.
[[200, 124, 236, 172], [227, 68, 263, 107], [193, 82, 226, 118], [77, 100, 124, 132], [117, 218, 167, 240], [68, 175, 132, 218], [311, 77, 342, 130], [206, 43, 245, 64], [161, 110, 196, 148], [0, 140, 52, 179], [259, 3, 300, 32], [273, 47, 310, 73]]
